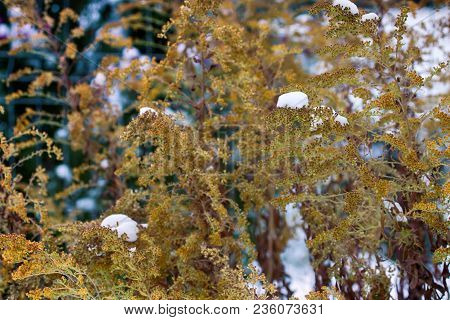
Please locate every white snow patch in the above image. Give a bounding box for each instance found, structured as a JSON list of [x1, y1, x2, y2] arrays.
[[101, 214, 140, 242], [120, 47, 140, 68], [247, 281, 266, 296], [396, 215, 408, 223], [115, 222, 139, 242], [100, 159, 109, 169], [79, 0, 122, 29], [310, 60, 333, 75], [8, 6, 22, 18], [0, 24, 9, 38], [97, 178, 107, 188], [311, 116, 324, 131], [139, 107, 158, 116], [123, 47, 140, 60], [177, 43, 186, 54], [163, 108, 192, 126], [288, 23, 310, 37], [277, 91, 309, 109], [271, 14, 313, 43], [139, 56, 151, 71], [11, 23, 37, 38], [359, 143, 384, 160], [257, 19, 269, 27], [55, 164, 72, 181], [251, 260, 263, 274], [383, 200, 403, 213], [93, 72, 106, 86], [106, 85, 124, 115], [334, 114, 349, 126], [349, 93, 364, 111], [55, 128, 68, 140], [381, 260, 403, 299], [205, 33, 214, 42], [186, 47, 198, 59], [420, 175, 431, 186], [332, 0, 359, 15], [362, 13, 379, 22], [108, 26, 125, 38], [76, 198, 96, 212]]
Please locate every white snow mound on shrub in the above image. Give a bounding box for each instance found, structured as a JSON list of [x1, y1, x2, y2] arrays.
[[277, 91, 309, 109], [139, 107, 157, 116], [362, 13, 379, 22], [123, 47, 140, 60], [93, 72, 106, 86], [101, 214, 141, 242], [334, 114, 349, 126], [332, 0, 359, 15]]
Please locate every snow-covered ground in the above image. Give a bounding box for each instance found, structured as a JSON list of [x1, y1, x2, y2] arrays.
[[281, 203, 315, 298]]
